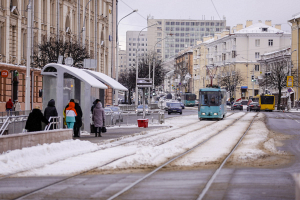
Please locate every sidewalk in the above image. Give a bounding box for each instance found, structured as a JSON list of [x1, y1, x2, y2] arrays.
[[76, 125, 167, 143]]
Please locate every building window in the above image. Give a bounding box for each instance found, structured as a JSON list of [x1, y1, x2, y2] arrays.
[[133, 38, 136, 41], [142, 38, 144, 41], [211, 22, 214, 26], [262, 28, 268, 32], [176, 22, 180, 25], [232, 51, 236, 58], [181, 27, 185, 31], [268, 39, 273, 46], [206, 22, 210, 26], [157, 21, 162, 25], [185, 27, 189, 31], [201, 22, 205, 26], [201, 28, 205, 31], [129, 53, 131, 56], [255, 52, 260, 59], [216, 22, 219, 26], [255, 65, 259, 71], [166, 21, 170, 25], [166, 27, 170, 31], [255, 39, 260, 47], [157, 32, 162, 37], [157, 49, 161, 53], [175, 33, 179, 36], [180, 33, 184, 37], [133, 43, 136, 46], [171, 22, 175, 25], [186, 22, 190, 25], [129, 48, 131, 51], [176, 27, 180, 31], [157, 27, 162, 31], [206, 28, 209, 32], [129, 38, 131, 41]]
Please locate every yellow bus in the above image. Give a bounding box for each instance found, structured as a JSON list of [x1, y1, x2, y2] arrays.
[[251, 95, 275, 111]]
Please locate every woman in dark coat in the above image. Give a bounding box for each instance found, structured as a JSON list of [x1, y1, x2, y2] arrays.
[[25, 105, 49, 132], [44, 99, 58, 129], [92, 101, 105, 137]]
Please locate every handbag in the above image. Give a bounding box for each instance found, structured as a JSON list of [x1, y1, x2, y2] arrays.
[[101, 126, 107, 133]]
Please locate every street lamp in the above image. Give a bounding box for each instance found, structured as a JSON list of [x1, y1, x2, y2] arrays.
[[135, 23, 158, 105], [115, 9, 138, 105], [151, 34, 173, 102]]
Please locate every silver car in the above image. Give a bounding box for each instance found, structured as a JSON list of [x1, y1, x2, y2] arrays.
[[136, 105, 149, 115], [110, 106, 123, 122]]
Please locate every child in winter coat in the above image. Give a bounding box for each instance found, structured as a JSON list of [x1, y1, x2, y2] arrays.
[[65, 102, 77, 129]]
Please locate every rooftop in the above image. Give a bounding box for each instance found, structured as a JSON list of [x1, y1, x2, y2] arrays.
[[235, 23, 290, 34]]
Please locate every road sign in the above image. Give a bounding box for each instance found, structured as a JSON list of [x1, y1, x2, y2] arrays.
[[1, 70, 9, 78], [287, 76, 293, 87], [288, 88, 293, 93], [136, 78, 152, 88]]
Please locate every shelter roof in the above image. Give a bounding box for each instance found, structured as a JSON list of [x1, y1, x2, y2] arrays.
[[84, 70, 128, 91], [41, 63, 108, 89]]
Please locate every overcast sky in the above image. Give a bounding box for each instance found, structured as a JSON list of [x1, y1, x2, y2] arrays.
[[117, 0, 300, 50]]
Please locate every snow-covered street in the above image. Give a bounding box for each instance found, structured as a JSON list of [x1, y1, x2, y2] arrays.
[[0, 112, 284, 177]]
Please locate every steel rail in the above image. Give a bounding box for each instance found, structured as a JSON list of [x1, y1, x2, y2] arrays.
[[197, 113, 258, 200], [107, 112, 251, 200]]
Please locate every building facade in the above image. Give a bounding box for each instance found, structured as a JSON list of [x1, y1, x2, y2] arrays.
[[289, 13, 300, 102], [0, 0, 114, 111], [125, 31, 147, 70], [205, 20, 290, 100], [147, 18, 227, 61], [118, 49, 126, 73]]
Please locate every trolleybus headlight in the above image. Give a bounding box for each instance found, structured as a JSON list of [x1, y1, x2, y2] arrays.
[[201, 112, 205, 115], [213, 113, 218, 115]]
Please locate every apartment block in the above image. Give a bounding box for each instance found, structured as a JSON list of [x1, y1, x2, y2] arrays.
[[147, 18, 227, 61], [118, 49, 127, 73], [126, 31, 147, 70]]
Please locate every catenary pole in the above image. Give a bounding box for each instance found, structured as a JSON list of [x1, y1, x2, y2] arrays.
[[25, 0, 32, 110]]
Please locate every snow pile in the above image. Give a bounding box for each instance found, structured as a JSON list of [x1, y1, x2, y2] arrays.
[[0, 140, 99, 176]]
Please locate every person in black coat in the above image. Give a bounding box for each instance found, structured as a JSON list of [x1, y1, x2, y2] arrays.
[[44, 99, 58, 129], [73, 99, 83, 137], [25, 105, 49, 132]]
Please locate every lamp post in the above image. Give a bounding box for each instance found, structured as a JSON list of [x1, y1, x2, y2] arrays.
[[287, 49, 297, 111], [115, 9, 137, 105], [135, 23, 158, 105], [151, 35, 173, 103]]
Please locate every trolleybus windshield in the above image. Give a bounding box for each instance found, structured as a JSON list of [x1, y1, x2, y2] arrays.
[[261, 96, 274, 104], [200, 91, 219, 106]]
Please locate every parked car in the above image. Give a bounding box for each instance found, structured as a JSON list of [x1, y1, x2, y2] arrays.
[[231, 102, 243, 110], [240, 99, 249, 110], [168, 102, 182, 115], [136, 105, 149, 115], [247, 102, 261, 112], [104, 107, 116, 125], [110, 106, 123, 122], [195, 99, 199, 106], [164, 102, 171, 111]]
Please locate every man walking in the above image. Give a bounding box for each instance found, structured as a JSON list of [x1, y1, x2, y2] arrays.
[[6, 99, 13, 115]]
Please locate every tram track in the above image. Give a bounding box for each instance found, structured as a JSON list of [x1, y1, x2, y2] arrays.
[[106, 112, 257, 200], [4, 112, 237, 200]]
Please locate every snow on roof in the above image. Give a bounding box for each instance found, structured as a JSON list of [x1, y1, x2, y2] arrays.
[[84, 70, 128, 91], [262, 48, 290, 56], [235, 23, 289, 34], [203, 38, 215, 44], [290, 12, 300, 21], [42, 63, 108, 89]]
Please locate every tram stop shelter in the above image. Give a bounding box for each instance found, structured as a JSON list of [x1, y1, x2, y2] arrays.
[[41, 63, 108, 132]]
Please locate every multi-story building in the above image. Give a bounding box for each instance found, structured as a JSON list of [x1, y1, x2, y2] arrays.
[[126, 31, 147, 70], [0, 0, 113, 111], [118, 49, 127, 73], [174, 49, 193, 94], [147, 18, 227, 61], [289, 13, 300, 102], [205, 20, 290, 100]]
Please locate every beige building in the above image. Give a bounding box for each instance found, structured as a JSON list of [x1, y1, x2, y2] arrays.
[[0, 0, 115, 109], [204, 20, 290, 100], [289, 13, 300, 102]]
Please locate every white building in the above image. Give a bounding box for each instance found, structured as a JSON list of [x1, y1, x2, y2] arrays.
[[118, 49, 127, 74], [126, 31, 147, 70]]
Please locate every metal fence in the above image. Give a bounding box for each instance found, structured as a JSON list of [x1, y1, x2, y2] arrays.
[[0, 110, 31, 118], [0, 115, 28, 135]]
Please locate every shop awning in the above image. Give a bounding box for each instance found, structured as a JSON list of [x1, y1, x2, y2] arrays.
[[41, 63, 108, 89], [241, 86, 248, 89], [83, 70, 128, 91]]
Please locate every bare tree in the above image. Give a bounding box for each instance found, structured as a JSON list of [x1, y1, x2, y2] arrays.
[[32, 36, 89, 69], [218, 68, 244, 100], [118, 69, 136, 104], [259, 60, 298, 110]]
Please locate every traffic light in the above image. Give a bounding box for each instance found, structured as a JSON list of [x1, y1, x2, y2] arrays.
[[251, 75, 255, 82], [152, 89, 156, 96], [13, 70, 19, 77]]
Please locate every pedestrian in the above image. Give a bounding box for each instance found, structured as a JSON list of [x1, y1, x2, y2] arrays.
[[91, 99, 100, 113], [65, 101, 77, 129], [92, 100, 105, 137], [14, 100, 21, 115], [73, 99, 82, 137], [5, 99, 13, 115], [25, 105, 49, 132], [63, 99, 75, 128], [44, 99, 58, 130]]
